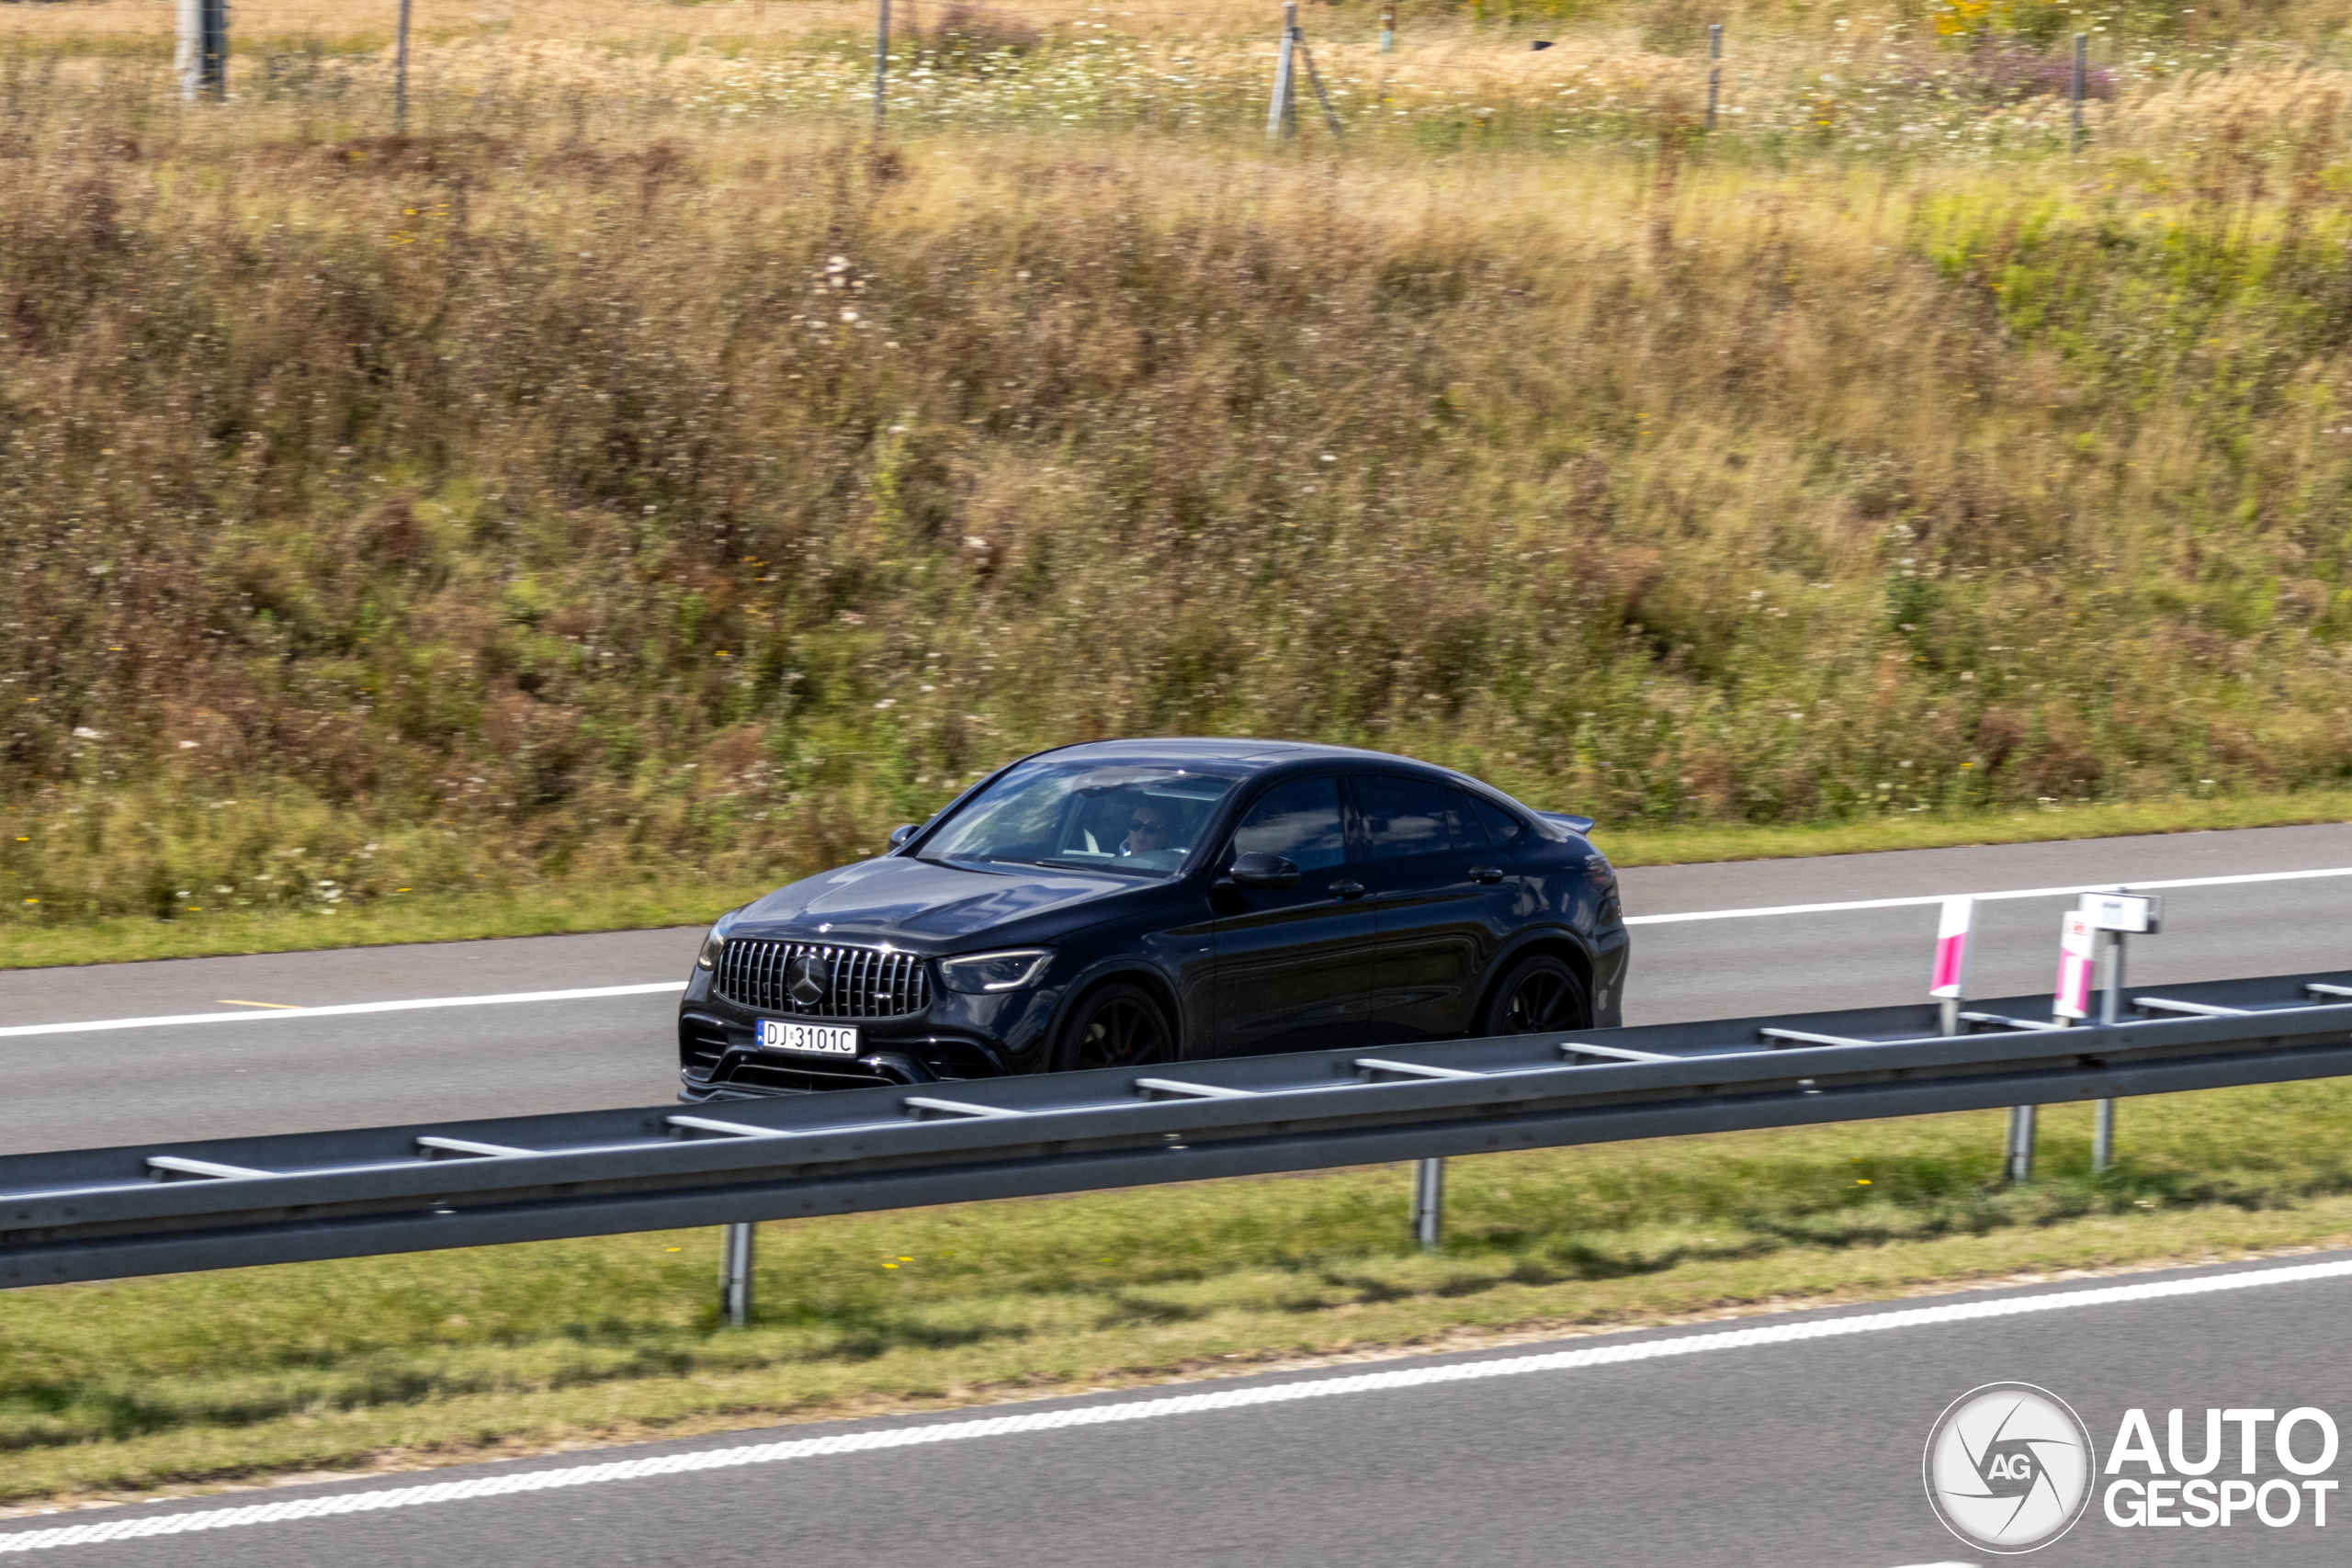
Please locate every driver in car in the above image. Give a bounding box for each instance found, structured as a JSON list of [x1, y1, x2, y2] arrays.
[[1122, 803, 1172, 857]]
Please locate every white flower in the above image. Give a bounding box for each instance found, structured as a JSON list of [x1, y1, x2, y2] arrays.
[[72, 727, 103, 739]]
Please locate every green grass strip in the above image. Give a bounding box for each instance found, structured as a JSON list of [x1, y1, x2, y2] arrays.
[[9, 1084, 2352, 1507]]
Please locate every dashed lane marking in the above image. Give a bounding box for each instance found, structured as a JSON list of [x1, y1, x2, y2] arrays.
[[0, 983, 688, 1040]]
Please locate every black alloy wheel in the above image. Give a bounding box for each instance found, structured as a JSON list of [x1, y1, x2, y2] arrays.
[[1055, 982, 1174, 1072], [1477, 953, 1592, 1037]]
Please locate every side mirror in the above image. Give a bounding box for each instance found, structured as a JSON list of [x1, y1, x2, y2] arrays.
[[887, 823, 920, 850], [1228, 852, 1301, 890]]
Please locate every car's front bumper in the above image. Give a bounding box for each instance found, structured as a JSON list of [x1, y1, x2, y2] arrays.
[[677, 969, 1062, 1097]]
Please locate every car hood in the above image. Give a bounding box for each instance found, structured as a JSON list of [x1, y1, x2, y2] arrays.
[[732, 855, 1140, 944]]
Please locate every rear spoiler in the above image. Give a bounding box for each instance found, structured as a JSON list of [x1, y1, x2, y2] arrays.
[[1534, 810, 1597, 836]]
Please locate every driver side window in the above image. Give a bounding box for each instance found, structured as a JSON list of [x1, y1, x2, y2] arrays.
[[1231, 777, 1346, 872]]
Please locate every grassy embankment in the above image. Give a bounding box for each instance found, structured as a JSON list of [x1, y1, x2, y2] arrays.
[[11, 1087, 2352, 1506], [6, 0, 2352, 959]]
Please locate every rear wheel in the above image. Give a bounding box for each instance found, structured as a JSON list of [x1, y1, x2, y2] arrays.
[[1054, 982, 1174, 1072], [1476, 953, 1592, 1037]]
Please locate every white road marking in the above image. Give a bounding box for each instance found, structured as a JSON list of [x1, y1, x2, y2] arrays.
[[7, 866, 2346, 1035], [5, 1255, 2348, 1554], [1624, 864, 2352, 926], [0, 983, 687, 1040]]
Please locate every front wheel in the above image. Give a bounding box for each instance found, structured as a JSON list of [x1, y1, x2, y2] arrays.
[[1476, 953, 1592, 1037], [1053, 981, 1174, 1072]]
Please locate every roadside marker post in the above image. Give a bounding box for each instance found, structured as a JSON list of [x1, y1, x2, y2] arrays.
[[2053, 908, 2097, 1022], [1379, 2, 1395, 53], [2012, 909, 2100, 1182], [1928, 894, 1976, 1037], [1924, 893, 2018, 1177], [2079, 890, 2161, 1172]]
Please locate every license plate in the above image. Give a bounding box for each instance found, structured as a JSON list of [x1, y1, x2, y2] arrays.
[[759, 1021, 861, 1056]]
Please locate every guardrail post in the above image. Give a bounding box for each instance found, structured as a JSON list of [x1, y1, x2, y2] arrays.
[[720, 1222, 754, 1326], [1410, 1156, 1444, 1249], [2005, 1105, 2036, 1182]]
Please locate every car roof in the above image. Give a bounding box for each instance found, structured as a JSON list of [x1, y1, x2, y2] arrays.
[[976, 739, 1558, 837], [1037, 738, 1484, 783]]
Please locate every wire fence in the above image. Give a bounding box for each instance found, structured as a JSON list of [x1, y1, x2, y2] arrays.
[[5, 0, 2342, 159]]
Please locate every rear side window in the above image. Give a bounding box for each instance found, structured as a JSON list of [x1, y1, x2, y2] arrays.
[[1468, 795, 1526, 847], [1232, 777, 1347, 871], [1358, 776, 1454, 862]]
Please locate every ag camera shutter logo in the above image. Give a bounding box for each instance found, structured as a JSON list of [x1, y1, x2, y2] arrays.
[[1923, 1382, 2097, 1553]]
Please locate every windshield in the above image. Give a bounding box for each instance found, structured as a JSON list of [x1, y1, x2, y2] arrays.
[[921, 759, 1242, 879]]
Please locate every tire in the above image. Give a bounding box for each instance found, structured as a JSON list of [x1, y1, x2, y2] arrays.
[[1053, 981, 1176, 1073], [1476, 952, 1592, 1037]]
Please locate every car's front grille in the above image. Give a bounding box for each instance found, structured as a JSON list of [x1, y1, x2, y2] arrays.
[[713, 940, 931, 1019]]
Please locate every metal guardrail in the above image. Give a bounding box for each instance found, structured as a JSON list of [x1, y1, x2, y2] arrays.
[[5, 968, 2351, 1290]]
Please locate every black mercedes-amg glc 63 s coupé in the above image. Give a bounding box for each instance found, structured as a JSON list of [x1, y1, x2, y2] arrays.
[[677, 739, 1628, 1098]]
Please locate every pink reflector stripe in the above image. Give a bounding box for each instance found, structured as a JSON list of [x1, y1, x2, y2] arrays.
[[1930, 932, 1967, 992]]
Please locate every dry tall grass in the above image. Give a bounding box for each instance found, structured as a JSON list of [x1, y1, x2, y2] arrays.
[[5, 12, 2352, 926]]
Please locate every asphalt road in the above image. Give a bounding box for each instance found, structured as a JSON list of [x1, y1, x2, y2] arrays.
[[10, 1250, 2352, 1567], [2, 820, 2348, 1154]]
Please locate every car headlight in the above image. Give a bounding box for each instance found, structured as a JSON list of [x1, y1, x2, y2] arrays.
[[937, 948, 1053, 994], [696, 918, 737, 971]]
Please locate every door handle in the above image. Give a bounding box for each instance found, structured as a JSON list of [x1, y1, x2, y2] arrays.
[[1469, 865, 1505, 885], [1329, 881, 1367, 900]]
